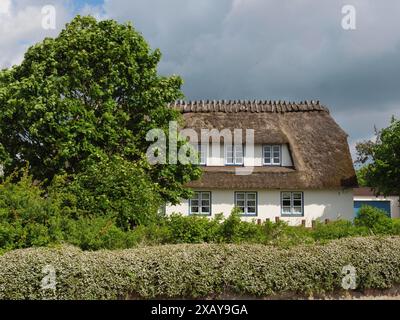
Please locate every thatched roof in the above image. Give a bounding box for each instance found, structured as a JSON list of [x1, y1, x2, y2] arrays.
[[172, 100, 358, 190]]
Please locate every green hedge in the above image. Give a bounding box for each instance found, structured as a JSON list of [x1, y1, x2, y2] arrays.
[[1, 236, 400, 299]]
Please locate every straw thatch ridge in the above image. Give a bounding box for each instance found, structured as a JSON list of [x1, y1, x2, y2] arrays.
[[172, 99, 329, 113], [174, 100, 357, 190]]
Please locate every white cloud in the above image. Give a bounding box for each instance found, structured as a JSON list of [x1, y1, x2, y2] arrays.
[[0, 0, 71, 68], [0, 0, 11, 14]]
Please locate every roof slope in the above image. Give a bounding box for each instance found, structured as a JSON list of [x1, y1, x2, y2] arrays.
[[172, 100, 358, 190]]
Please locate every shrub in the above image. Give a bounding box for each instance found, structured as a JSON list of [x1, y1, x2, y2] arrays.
[[262, 220, 314, 246], [218, 208, 243, 243], [312, 220, 369, 241], [164, 214, 218, 244], [1, 237, 400, 299], [0, 168, 63, 251], [1, 169, 400, 253], [62, 216, 138, 250], [354, 205, 393, 234], [56, 154, 164, 229], [162, 210, 266, 244], [392, 219, 400, 235]]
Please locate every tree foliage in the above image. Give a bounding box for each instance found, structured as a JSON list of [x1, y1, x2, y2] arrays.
[[56, 154, 164, 229], [0, 15, 200, 204], [356, 117, 400, 197]]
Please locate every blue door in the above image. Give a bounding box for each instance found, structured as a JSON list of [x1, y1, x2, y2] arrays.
[[354, 200, 391, 217]]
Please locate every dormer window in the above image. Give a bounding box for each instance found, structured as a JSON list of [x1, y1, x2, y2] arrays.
[[225, 144, 244, 165], [263, 145, 281, 166]]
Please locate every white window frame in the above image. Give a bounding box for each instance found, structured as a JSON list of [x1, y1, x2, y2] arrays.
[[281, 192, 303, 216], [263, 145, 281, 166], [234, 191, 257, 216], [225, 144, 244, 165], [189, 191, 211, 215]]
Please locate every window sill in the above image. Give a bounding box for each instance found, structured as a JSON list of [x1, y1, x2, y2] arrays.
[[281, 214, 304, 217], [225, 164, 244, 167]]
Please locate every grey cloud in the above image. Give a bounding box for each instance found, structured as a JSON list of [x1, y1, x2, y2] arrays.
[[97, 0, 400, 156], [2, 0, 399, 158]]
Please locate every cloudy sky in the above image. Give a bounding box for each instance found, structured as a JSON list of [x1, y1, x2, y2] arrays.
[[1, 0, 399, 158]]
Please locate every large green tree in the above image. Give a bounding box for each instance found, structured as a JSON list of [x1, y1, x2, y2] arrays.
[[356, 117, 400, 197], [0, 16, 200, 204]]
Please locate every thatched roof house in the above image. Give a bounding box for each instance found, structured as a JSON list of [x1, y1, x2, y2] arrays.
[[172, 100, 357, 190], [166, 100, 358, 225]]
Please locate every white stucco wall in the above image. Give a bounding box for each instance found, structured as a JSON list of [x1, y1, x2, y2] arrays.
[[354, 195, 400, 218], [166, 189, 354, 227], [204, 144, 293, 167]]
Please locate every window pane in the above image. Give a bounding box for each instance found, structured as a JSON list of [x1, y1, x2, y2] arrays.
[[202, 200, 210, 207], [247, 207, 256, 214], [235, 153, 243, 159], [263, 146, 272, 164], [191, 200, 199, 206], [235, 145, 243, 154], [282, 192, 291, 200], [293, 193, 302, 199], [234, 146, 243, 164], [293, 207, 302, 215], [282, 206, 291, 214], [191, 206, 199, 213], [235, 157, 243, 165], [226, 145, 234, 164], [236, 193, 245, 200], [293, 199, 302, 207], [247, 201, 256, 207], [192, 192, 200, 200], [198, 144, 207, 164], [202, 207, 210, 213], [236, 200, 245, 207], [202, 192, 210, 200], [247, 193, 256, 200]]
